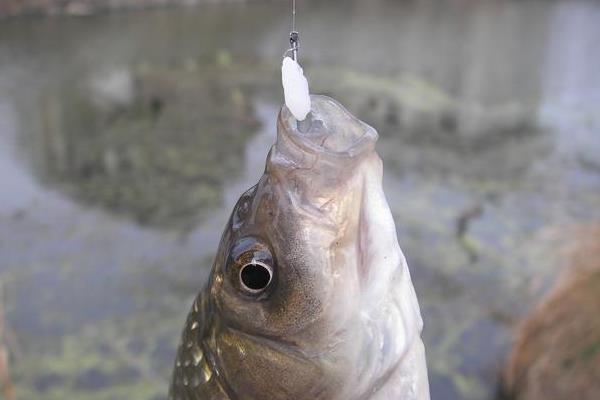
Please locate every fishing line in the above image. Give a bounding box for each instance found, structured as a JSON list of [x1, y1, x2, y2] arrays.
[[289, 0, 299, 61], [292, 0, 296, 33]]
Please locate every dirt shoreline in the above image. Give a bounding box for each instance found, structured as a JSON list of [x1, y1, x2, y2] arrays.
[[503, 226, 600, 400], [0, 0, 272, 18]]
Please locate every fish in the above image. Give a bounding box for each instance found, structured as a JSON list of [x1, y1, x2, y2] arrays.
[[170, 95, 430, 400]]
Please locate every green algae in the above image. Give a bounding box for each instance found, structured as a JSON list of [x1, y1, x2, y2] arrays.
[[14, 311, 183, 400], [580, 341, 600, 364]]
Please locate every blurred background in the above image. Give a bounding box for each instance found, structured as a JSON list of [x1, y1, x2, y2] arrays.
[[0, 0, 599, 399]]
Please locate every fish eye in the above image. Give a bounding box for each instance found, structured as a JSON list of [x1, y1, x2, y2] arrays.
[[239, 261, 273, 293], [227, 236, 275, 298]]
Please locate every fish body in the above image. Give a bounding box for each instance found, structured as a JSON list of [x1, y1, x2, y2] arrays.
[[170, 95, 430, 400]]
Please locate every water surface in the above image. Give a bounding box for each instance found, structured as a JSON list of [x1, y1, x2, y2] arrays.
[[0, 1, 599, 399]]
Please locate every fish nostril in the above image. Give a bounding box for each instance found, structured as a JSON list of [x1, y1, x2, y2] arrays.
[[240, 262, 272, 292]]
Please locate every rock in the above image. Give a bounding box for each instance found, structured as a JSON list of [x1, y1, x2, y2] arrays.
[[503, 226, 600, 400]]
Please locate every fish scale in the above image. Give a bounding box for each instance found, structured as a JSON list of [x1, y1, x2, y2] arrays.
[[171, 293, 229, 399]]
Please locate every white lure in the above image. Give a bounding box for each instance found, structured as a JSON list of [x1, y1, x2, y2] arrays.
[[281, 56, 312, 121]]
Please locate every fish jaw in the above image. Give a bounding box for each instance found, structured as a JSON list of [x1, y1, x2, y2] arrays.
[[268, 95, 428, 398], [270, 95, 378, 214], [268, 94, 423, 340]]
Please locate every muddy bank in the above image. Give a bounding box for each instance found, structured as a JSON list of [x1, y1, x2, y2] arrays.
[[0, 0, 265, 18], [503, 226, 600, 400]]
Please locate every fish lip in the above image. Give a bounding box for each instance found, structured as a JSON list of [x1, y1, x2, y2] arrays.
[[278, 94, 378, 159]]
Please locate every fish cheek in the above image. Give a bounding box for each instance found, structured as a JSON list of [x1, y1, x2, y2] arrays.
[[215, 179, 325, 336], [256, 200, 326, 335], [215, 326, 337, 400], [263, 254, 324, 335]]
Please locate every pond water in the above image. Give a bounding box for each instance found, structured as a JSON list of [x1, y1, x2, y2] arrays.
[[0, 1, 599, 399]]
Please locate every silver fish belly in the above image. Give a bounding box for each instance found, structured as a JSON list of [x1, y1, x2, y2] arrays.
[[170, 95, 430, 400]]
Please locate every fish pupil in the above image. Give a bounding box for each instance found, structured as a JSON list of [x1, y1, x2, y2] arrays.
[[240, 263, 272, 292]]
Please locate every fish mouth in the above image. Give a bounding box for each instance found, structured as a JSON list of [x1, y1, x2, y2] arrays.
[[268, 95, 380, 226], [278, 95, 378, 160]]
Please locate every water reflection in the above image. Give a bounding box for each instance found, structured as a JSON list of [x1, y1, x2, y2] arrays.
[[28, 66, 259, 229], [0, 1, 599, 400]]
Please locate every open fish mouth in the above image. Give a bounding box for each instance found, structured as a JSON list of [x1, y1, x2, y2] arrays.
[[278, 95, 377, 158], [268, 95, 380, 225]]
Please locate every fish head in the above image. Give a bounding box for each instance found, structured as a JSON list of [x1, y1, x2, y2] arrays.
[[203, 95, 424, 398], [212, 95, 378, 336]]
